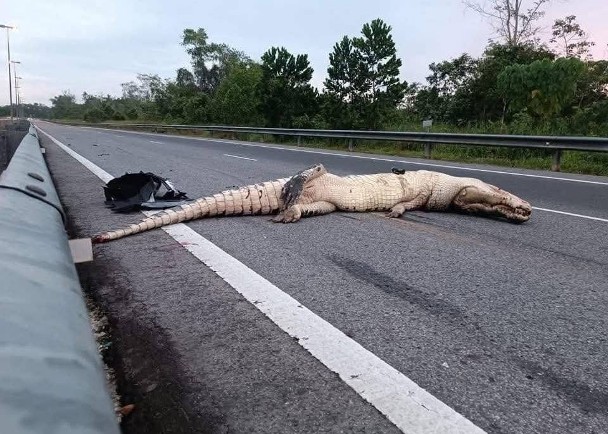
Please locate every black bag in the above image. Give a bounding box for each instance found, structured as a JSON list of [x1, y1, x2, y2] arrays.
[[103, 172, 191, 212]]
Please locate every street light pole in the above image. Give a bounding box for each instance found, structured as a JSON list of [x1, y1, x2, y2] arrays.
[[0, 25, 14, 119], [15, 77, 22, 117], [0, 25, 15, 119], [11, 60, 20, 118]]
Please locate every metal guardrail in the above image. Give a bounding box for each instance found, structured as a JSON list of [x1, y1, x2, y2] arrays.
[[0, 125, 119, 433], [76, 122, 608, 172]]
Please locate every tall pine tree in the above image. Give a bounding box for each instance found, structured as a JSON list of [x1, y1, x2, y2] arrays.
[[324, 19, 406, 129]]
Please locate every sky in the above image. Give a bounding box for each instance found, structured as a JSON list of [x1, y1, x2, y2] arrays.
[[1, 0, 607, 106]]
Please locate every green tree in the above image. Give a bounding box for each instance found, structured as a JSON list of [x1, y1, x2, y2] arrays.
[[574, 60, 608, 108], [415, 54, 479, 122], [323, 36, 368, 128], [466, 42, 554, 123], [210, 62, 263, 125], [50, 91, 80, 119], [259, 46, 317, 127], [324, 19, 406, 129], [121, 74, 164, 120], [354, 19, 406, 129], [498, 57, 585, 119], [181, 28, 249, 94]]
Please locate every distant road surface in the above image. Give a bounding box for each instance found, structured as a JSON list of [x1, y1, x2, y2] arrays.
[[36, 121, 608, 433]]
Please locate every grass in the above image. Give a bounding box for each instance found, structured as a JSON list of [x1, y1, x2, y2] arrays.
[[52, 120, 608, 177]]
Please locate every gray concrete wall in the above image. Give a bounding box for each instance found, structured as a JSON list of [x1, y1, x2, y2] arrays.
[[0, 119, 29, 171]]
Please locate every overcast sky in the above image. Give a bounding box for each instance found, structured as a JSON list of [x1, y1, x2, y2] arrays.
[[1, 0, 607, 106]]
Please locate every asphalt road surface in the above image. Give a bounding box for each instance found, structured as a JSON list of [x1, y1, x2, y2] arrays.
[[36, 121, 607, 433]]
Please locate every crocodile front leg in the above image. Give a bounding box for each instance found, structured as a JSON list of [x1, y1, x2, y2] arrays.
[[273, 201, 337, 223], [386, 194, 429, 218]]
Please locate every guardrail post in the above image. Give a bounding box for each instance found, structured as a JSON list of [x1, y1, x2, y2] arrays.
[[297, 135, 301, 147], [348, 138, 354, 152], [551, 150, 562, 172], [424, 143, 433, 159]]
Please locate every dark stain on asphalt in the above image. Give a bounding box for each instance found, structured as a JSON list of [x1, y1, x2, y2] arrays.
[[517, 359, 608, 415], [328, 253, 608, 416], [328, 254, 478, 328]]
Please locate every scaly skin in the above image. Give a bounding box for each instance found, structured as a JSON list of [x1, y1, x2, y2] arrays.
[[93, 163, 531, 243], [92, 178, 289, 243], [273, 164, 531, 223]]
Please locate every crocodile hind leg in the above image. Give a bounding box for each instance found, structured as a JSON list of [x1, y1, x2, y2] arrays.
[[386, 194, 429, 218], [273, 201, 337, 223]]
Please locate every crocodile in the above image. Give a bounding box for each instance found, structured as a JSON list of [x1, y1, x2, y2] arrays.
[[92, 163, 531, 243]]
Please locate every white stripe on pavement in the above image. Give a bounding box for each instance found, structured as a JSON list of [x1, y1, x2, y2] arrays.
[[36, 124, 485, 434], [223, 153, 257, 161], [532, 207, 608, 223], [37, 128, 113, 183]]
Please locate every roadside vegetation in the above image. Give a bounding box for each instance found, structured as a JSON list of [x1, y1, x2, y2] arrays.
[[7, 0, 608, 174]]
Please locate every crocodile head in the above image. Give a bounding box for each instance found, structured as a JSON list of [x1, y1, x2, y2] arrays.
[[280, 163, 328, 209], [451, 182, 531, 223]]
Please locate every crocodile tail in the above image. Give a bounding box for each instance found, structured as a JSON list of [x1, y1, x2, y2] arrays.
[[92, 178, 288, 243]]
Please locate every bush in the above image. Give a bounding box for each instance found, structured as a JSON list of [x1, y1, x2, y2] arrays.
[[83, 107, 106, 123]]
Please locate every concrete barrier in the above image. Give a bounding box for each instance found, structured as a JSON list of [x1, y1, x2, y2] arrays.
[[0, 125, 119, 433]]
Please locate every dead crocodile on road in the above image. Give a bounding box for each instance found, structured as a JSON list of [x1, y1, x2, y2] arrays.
[[92, 163, 532, 243]]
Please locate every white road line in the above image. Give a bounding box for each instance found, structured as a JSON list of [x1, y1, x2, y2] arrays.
[[533, 207, 608, 223], [149, 140, 164, 144], [36, 124, 485, 434], [73, 124, 608, 186], [37, 127, 113, 183], [223, 153, 257, 161]]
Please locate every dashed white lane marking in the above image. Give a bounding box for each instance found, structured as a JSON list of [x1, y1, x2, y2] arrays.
[[532, 207, 608, 223], [37, 124, 486, 434], [223, 153, 257, 161], [76, 124, 608, 186], [149, 140, 164, 144]]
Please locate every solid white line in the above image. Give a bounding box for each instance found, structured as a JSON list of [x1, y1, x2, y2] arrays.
[[36, 123, 485, 433], [74, 124, 608, 186], [533, 207, 608, 223], [223, 153, 257, 161], [37, 127, 113, 183]]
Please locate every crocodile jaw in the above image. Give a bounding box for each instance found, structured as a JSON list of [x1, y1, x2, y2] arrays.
[[452, 184, 531, 223]]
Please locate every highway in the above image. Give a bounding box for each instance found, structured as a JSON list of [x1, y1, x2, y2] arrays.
[[36, 121, 608, 433]]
